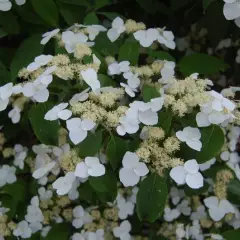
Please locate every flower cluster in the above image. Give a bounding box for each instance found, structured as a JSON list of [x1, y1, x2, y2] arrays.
[[0, 16, 239, 240]]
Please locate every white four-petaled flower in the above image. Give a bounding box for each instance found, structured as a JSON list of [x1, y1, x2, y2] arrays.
[[107, 17, 126, 42], [80, 68, 101, 92], [41, 29, 60, 45], [119, 151, 149, 187], [176, 127, 202, 151], [204, 196, 235, 221], [27, 55, 53, 72], [170, 159, 204, 189], [223, 0, 240, 28], [113, 220, 132, 240], [133, 28, 159, 47], [72, 205, 93, 229], [44, 103, 72, 121], [75, 157, 105, 178], [66, 117, 96, 145], [158, 30, 176, 49]]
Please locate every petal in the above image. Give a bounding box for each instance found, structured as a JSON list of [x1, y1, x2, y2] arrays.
[[223, 2, 240, 20], [235, 16, 240, 27], [44, 108, 59, 121], [212, 99, 223, 111], [185, 172, 203, 189], [112, 17, 124, 29], [35, 54, 53, 66], [34, 89, 49, 102], [40, 75, 53, 85], [75, 162, 89, 178], [176, 130, 187, 142], [204, 196, 219, 209], [81, 119, 96, 131], [219, 200, 235, 214], [184, 159, 199, 174], [0, 99, 9, 111], [134, 162, 149, 177], [119, 168, 140, 187], [122, 151, 139, 169], [107, 28, 120, 42], [15, 0, 26, 6], [58, 109, 72, 120], [69, 129, 87, 145], [85, 157, 100, 167], [208, 112, 227, 124], [170, 166, 186, 185], [222, 98, 235, 111], [196, 112, 210, 127], [209, 207, 225, 221], [88, 163, 105, 177], [121, 220, 131, 232], [27, 62, 39, 71], [22, 83, 35, 97], [186, 139, 202, 151], [66, 118, 82, 131], [0, 1, 12, 11], [138, 109, 158, 125]]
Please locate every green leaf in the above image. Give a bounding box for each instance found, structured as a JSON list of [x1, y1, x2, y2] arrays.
[[137, 174, 168, 222], [89, 169, 117, 193], [170, 0, 193, 10], [44, 223, 70, 240], [97, 12, 125, 21], [222, 230, 240, 240], [0, 28, 8, 38], [106, 135, 128, 170], [203, 0, 216, 11], [0, 60, 10, 84], [84, 12, 99, 25], [31, 0, 59, 27], [57, 1, 85, 25], [119, 41, 140, 65], [0, 12, 20, 34], [93, 32, 119, 56], [78, 130, 102, 157], [142, 84, 160, 102], [227, 179, 240, 205], [196, 125, 225, 163], [60, 0, 90, 7], [10, 34, 44, 81], [179, 53, 228, 76], [98, 74, 116, 87], [94, 0, 110, 10], [157, 110, 173, 134], [29, 103, 60, 145], [78, 182, 97, 204], [147, 49, 175, 62]]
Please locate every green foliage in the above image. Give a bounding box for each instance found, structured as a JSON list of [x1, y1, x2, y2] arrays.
[[106, 135, 129, 170], [84, 12, 99, 25], [10, 34, 44, 81], [29, 103, 60, 145], [222, 230, 240, 240], [196, 125, 225, 163], [227, 179, 240, 205], [31, 0, 59, 27], [179, 53, 228, 76], [78, 130, 102, 157], [119, 41, 140, 65], [147, 49, 175, 62], [157, 110, 173, 134], [0, 12, 20, 34], [98, 74, 117, 87], [202, 0, 217, 11], [142, 84, 160, 102], [137, 174, 168, 222], [44, 223, 71, 240]]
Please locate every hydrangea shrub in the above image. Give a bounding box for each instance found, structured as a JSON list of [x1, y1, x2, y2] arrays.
[[0, 8, 240, 240]]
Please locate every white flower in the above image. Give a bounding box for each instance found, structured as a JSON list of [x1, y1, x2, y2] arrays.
[[121, 71, 140, 97], [0, 82, 18, 111], [75, 157, 105, 178], [199, 158, 216, 171], [70, 88, 90, 106], [0, 201, 9, 216], [113, 220, 131, 240], [159, 61, 175, 84], [62, 31, 93, 53], [72, 205, 93, 229], [38, 187, 53, 201], [25, 196, 44, 224], [83, 25, 107, 41], [13, 221, 32, 239], [191, 205, 207, 221], [44, 103, 72, 121], [66, 118, 96, 145], [133, 28, 159, 47], [68, 179, 81, 200], [80, 68, 100, 92], [52, 172, 76, 195], [8, 106, 21, 124], [117, 194, 134, 219], [177, 200, 191, 216], [27, 55, 53, 72], [0, 165, 17, 187], [41, 29, 60, 45], [15, 0, 26, 6], [164, 207, 181, 222], [158, 30, 176, 49], [108, 61, 130, 75], [204, 196, 235, 221], [176, 127, 202, 151], [196, 90, 235, 127], [107, 17, 126, 42], [41, 226, 51, 238], [119, 151, 149, 187], [170, 187, 185, 205], [72, 233, 85, 240], [32, 161, 56, 179], [170, 159, 204, 189], [223, 0, 240, 28], [13, 144, 27, 169], [85, 229, 105, 240]]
